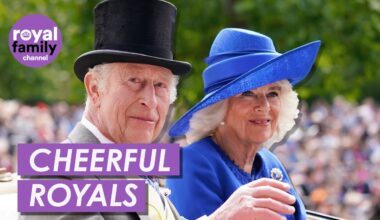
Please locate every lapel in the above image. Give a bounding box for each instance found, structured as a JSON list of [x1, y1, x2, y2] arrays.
[[167, 198, 181, 220], [67, 123, 100, 144]]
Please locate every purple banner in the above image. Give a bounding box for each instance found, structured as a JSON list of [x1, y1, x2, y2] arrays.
[[18, 143, 180, 176], [18, 179, 146, 212]]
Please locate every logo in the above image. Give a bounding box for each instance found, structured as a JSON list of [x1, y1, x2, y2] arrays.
[[8, 14, 62, 68]]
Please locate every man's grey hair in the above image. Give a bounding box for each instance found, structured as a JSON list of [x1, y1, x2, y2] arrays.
[[185, 80, 300, 148], [84, 63, 179, 111]]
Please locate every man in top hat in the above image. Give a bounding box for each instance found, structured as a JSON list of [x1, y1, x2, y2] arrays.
[[20, 0, 303, 220], [21, 0, 189, 219]]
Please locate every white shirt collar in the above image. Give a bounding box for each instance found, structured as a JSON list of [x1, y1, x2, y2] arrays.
[[81, 116, 114, 144]]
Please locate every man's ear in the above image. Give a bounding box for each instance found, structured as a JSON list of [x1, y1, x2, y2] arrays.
[[84, 72, 101, 108]]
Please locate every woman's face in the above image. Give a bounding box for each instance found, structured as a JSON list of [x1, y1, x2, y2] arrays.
[[223, 83, 281, 146]]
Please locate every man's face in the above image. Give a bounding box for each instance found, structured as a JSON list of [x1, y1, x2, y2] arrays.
[[93, 63, 173, 143]]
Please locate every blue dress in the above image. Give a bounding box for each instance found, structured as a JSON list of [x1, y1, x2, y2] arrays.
[[166, 137, 306, 220]]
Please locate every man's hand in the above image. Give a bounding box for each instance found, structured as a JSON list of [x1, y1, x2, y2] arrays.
[[208, 178, 296, 220]]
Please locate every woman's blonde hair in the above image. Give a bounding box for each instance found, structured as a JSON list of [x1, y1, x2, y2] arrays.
[[185, 80, 299, 148]]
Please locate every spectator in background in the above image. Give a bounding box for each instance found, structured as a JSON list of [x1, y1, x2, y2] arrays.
[[1, 79, 379, 219]]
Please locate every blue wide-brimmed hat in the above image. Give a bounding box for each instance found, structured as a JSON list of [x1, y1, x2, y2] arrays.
[[169, 28, 321, 137]]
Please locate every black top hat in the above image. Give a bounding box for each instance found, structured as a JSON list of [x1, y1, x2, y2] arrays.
[[74, 0, 192, 81]]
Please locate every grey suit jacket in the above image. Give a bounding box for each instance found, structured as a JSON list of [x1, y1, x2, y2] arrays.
[[19, 123, 182, 220]]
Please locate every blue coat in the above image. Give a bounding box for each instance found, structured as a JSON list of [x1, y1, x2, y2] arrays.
[[166, 137, 306, 220]]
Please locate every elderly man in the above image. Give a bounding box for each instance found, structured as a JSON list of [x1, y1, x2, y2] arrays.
[[21, 0, 187, 219], [20, 0, 299, 220]]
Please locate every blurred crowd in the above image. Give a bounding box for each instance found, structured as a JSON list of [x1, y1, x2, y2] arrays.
[[0, 97, 379, 219], [0, 100, 83, 171], [275, 96, 380, 219]]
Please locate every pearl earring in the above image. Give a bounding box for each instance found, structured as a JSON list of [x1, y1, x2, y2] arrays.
[[220, 121, 225, 126]]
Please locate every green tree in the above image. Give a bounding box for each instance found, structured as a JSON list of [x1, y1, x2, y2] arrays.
[[0, 0, 93, 104], [0, 0, 379, 110], [170, 0, 380, 118]]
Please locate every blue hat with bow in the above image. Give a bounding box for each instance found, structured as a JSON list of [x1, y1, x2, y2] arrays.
[[169, 28, 321, 137]]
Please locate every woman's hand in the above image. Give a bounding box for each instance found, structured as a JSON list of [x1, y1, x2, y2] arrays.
[[208, 178, 296, 220]]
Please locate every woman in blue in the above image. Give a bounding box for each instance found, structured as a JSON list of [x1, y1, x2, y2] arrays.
[[167, 28, 321, 220]]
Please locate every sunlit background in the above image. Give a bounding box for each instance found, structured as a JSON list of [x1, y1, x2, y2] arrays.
[[0, 0, 379, 219]]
